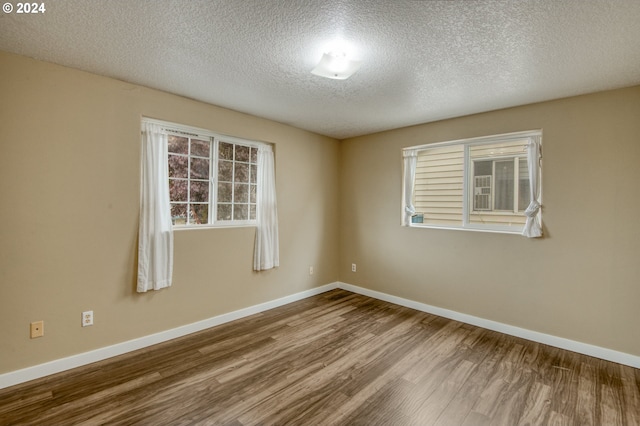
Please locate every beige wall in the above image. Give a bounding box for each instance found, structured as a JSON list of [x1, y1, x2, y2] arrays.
[[2, 48, 639, 376], [0, 51, 340, 374], [339, 85, 640, 357]]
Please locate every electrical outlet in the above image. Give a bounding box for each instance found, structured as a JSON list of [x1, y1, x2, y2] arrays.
[[309, 266, 314, 275], [352, 263, 357, 272], [30, 321, 44, 338], [82, 311, 94, 327]]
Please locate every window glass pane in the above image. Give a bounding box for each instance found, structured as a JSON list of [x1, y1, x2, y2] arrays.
[[250, 164, 257, 183], [218, 160, 233, 182], [217, 203, 232, 221], [171, 204, 187, 225], [190, 158, 209, 180], [190, 204, 208, 224], [219, 142, 234, 160], [494, 160, 514, 211], [218, 182, 232, 203], [235, 145, 250, 162], [414, 145, 464, 226], [190, 181, 209, 203], [234, 163, 249, 183], [250, 204, 256, 220], [169, 179, 188, 202], [474, 160, 492, 177], [250, 184, 256, 203], [250, 147, 258, 163], [190, 139, 209, 157], [168, 154, 188, 178], [234, 183, 249, 203], [233, 204, 248, 220], [469, 140, 528, 159], [518, 158, 530, 211], [168, 136, 188, 154], [473, 160, 492, 211]]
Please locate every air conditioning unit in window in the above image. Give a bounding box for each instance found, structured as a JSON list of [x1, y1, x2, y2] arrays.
[[474, 176, 491, 211]]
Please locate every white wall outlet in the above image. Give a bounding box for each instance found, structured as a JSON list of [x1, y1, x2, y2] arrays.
[[82, 311, 94, 327], [352, 263, 357, 272], [309, 266, 314, 275]]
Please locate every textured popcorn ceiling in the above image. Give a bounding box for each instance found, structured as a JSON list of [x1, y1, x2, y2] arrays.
[[1, 0, 640, 139]]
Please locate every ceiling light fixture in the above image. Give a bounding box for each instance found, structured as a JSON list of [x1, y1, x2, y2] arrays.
[[311, 51, 361, 80]]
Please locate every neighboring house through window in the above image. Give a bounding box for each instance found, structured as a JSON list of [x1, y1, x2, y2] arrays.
[[403, 130, 542, 235]]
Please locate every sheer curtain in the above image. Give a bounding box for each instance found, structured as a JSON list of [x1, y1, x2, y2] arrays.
[[522, 136, 542, 238], [254, 144, 279, 271], [402, 149, 418, 226], [137, 122, 173, 292]]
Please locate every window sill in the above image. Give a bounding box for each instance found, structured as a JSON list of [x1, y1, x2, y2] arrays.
[[409, 223, 524, 235], [172, 223, 257, 231]]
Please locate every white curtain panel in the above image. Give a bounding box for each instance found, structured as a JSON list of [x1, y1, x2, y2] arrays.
[[254, 145, 280, 271], [137, 122, 173, 292], [402, 149, 418, 226], [522, 136, 543, 238]]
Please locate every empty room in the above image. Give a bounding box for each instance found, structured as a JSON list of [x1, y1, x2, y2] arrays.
[[1, 1, 639, 424]]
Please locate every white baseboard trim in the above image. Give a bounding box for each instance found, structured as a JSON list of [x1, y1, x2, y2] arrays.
[[4, 281, 637, 390], [337, 282, 640, 369], [0, 283, 338, 390]]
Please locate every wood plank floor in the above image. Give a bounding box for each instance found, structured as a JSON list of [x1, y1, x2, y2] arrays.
[[1, 289, 639, 425]]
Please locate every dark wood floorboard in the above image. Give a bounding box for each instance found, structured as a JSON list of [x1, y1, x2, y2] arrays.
[[1, 289, 639, 425]]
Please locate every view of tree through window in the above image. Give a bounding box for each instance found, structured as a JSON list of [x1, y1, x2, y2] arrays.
[[217, 142, 258, 222], [168, 135, 211, 225], [166, 130, 261, 227]]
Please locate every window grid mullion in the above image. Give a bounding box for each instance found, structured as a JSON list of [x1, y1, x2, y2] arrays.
[[491, 160, 496, 212], [462, 144, 470, 227], [231, 145, 236, 221], [513, 157, 519, 213], [246, 157, 251, 216], [209, 138, 215, 225], [186, 137, 191, 225]]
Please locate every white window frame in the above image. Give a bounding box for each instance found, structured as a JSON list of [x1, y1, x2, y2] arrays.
[[143, 117, 267, 229], [404, 130, 542, 234]]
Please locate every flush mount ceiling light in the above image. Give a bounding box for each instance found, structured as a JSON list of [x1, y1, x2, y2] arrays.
[[311, 51, 362, 80]]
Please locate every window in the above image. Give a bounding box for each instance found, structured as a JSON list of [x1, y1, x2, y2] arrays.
[[404, 130, 542, 234], [148, 119, 266, 227], [140, 118, 280, 272]]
